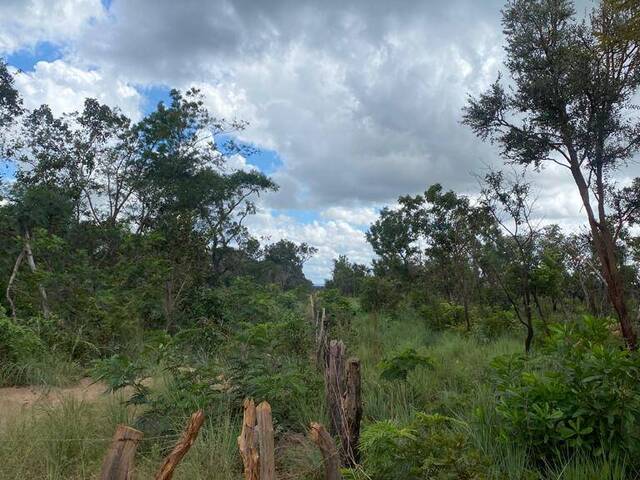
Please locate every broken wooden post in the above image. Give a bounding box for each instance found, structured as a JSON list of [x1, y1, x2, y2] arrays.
[[154, 409, 205, 480], [256, 401, 276, 480], [99, 425, 144, 480], [325, 340, 346, 437], [238, 399, 260, 480], [309, 422, 342, 480], [341, 358, 362, 467]]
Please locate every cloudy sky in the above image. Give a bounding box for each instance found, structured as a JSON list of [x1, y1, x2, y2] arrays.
[[1, 0, 601, 283]]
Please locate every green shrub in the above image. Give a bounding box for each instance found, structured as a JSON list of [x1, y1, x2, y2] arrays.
[[378, 348, 433, 381], [360, 277, 401, 312], [0, 311, 44, 364], [473, 307, 516, 341], [419, 301, 465, 330], [354, 413, 489, 479], [491, 316, 640, 461], [318, 288, 356, 326]]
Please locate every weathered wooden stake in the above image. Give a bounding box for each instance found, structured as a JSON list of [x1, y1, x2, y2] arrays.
[[309, 422, 342, 480], [341, 358, 362, 467], [256, 401, 276, 480], [154, 409, 205, 480], [238, 399, 260, 480], [99, 425, 144, 480], [325, 340, 346, 437]]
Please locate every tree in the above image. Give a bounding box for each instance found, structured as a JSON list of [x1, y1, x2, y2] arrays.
[[325, 255, 369, 296], [463, 0, 640, 348], [479, 170, 540, 352], [366, 196, 424, 279], [261, 239, 317, 290]]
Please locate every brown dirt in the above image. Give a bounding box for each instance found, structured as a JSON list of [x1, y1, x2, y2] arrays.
[[0, 378, 109, 426]]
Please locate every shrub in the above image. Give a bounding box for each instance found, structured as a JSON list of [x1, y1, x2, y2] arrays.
[[491, 316, 640, 460], [378, 348, 433, 381], [419, 301, 465, 330], [318, 288, 356, 326], [0, 311, 44, 364], [360, 277, 401, 312], [354, 413, 489, 479], [473, 307, 516, 341]]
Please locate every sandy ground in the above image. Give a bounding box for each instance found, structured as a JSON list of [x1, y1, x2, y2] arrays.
[[0, 378, 108, 427]]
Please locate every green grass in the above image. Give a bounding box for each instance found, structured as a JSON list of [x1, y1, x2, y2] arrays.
[[1, 305, 634, 479]]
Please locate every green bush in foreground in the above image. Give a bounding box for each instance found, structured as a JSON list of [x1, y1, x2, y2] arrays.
[[491, 316, 640, 461]]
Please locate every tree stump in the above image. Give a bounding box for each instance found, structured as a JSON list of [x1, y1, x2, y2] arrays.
[[99, 425, 143, 480], [256, 401, 276, 480], [238, 399, 260, 480], [309, 422, 342, 480], [154, 410, 205, 480], [325, 340, 346, 437], [341, 358, 362, 467]]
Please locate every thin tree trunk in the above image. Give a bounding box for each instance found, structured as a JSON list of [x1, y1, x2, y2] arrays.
[[570, 162, 637, 349], [6, 248, 25, 319], [23, 232, 50, 319]]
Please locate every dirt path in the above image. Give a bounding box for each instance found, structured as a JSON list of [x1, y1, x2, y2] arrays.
[[0, 378, 108, 425]]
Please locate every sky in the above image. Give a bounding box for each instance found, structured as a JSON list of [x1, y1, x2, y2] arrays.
[[1, 0, 607, 284]]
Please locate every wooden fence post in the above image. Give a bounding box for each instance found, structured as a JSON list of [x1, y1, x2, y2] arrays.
[[309, 422, 342, 480], [238, 399, 260, 480], [256, 401, 276, 480], [99, 425, 144, 480], [154, 410, 205, 480], [325, 340, 346, 437], [341, 358, 362, 467]]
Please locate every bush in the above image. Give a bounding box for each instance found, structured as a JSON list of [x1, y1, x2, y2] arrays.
[[473, 307, 516, 341], [0, 311, 44, 364], [419, 301, 465, 330], [318, 288, 356, 326], [360, 277, 402, 312], [491, 316, 640, 460], [353, 413, 489, 479], [378, 348, 433, 381]]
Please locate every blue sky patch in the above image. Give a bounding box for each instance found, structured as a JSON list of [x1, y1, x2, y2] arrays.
[[7, 41, 63, 72]]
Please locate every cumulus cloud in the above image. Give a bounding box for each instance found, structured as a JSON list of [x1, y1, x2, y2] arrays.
[[247, 207, 374, 284], [4, 0, 605, 281], [12, 60, 142, 119], [0, 0, 104, 54]]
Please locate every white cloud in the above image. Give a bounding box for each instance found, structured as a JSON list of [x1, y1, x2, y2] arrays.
[[12, 60, 142, 119], [247, 207, 374, 284], [0, 0, 104, 54]]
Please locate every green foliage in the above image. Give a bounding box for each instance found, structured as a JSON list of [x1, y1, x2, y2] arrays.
[[90, 354, 150, 405], [318, 288, 356, 326], [419, 301, 465, 330], [491, 316, 640, 460], [378, 347, 433, 381], [359, 276, 401, 312], [0, 310, 43, 364], [473, 307, 517, 341], [355, 413, 489, 480]]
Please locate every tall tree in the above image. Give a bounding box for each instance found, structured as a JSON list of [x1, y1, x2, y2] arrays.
[[463, 0, 640, 348]]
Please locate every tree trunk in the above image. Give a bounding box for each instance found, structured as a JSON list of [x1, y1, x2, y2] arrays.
[[570, 163, 637, 349], [6, 248, 25, 319], [23, 232, 50, 319]]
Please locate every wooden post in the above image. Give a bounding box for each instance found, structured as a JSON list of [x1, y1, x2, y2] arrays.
[[99, 425, 143, 480], [341, 358, 362, 467], [309, 422, 342, 480], [325, 340, 346, 437], [238, 399, 260, 480], [154, 410, 205, 480], [256, 401, 276, 480]]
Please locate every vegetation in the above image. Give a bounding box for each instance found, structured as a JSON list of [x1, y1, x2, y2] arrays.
[[3, 0, 640, 478]]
